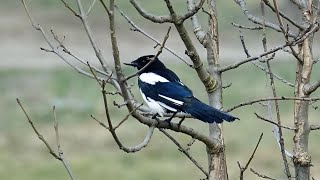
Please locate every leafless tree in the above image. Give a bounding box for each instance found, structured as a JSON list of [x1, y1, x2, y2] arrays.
[[18, 0, 320, 180]]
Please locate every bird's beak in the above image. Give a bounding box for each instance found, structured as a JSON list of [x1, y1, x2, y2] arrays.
[[123, 62, 137, 67]]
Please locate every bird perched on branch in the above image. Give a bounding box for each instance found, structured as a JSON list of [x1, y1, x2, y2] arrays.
[[124, 55, 238, 124]]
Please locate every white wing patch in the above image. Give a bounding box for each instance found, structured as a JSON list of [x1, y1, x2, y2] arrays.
[[157, 101, 177, 112], [140, 89, 178, 116], [159, 94, 184, 106], [139, 72, 169, 85]]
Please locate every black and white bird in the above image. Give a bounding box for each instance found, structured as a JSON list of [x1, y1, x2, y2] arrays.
[[124, 55, 238, 124]]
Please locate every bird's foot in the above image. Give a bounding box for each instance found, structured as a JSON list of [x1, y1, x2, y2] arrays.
[[151, 113, 159, 119], [177, 116, 185, 128], [164, 118, 173, 128]]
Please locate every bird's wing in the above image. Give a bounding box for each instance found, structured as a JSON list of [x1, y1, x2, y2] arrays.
[[138, 80, 193, 110]]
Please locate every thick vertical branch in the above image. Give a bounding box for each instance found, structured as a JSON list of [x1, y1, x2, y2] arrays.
[[293, 38, 313, 180], [206, 1, 227, 180], [293, 1, 315, 178]]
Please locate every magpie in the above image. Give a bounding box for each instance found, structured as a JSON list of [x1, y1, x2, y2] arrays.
[[124, 55, 238, 124]]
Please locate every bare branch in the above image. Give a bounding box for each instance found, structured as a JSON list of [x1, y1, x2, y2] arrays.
[[159, 129, 209, 177], [219, 24, 320, 72], [310, 125, 320, 130], [255, 113, 295, 130], [187, 0, 208, 46], [17, 99, 75, 180], [115, 5, 192, 67], [100, 81, 156, 153], [53, 107, 76, 180], [231, 23, 263, 30], [60, 0, 80, 17], [234, 0, 297, 37], [22, 0, 113, 84], [238, 133, 263, 180], [272, 125, 293, 158], [124, 27, 171, 81], [129, 0, 173, 23], [75, 0, 109, 72], [86, 0, 97, 16], [226, 96, 320, 112], [251, 62, 294, 87], [269, 0, 301, 61], [99, 0, 111, 16], [304, 79, 320, 95], [17, 99, 59, 159], [262, 0, 303, 29], [180, 0, 206, 24], [250, 168, 277, 180], [289, 0, 304, 10]]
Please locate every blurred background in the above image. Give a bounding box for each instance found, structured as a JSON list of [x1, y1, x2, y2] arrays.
[[1, 0, 320, 179]]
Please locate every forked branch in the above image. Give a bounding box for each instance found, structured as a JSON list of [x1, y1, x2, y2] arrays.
[[238, 133, 263, 180], [17, 99, 75, 180]]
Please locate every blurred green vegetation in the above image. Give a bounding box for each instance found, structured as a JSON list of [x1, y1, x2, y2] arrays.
[[1, 60, 320, 180]]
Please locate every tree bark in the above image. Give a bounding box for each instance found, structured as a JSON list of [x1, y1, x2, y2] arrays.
[[293, 37, 313, 180], [206, 0, 228, 179]]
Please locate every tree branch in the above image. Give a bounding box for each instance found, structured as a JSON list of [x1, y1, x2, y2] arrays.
[[17, 99, 75, 180], [231, 23, 263, 30], [304, 79, 320, 95], [187, 0, 208, 47], [238, 133, 263, 180], [255, 113, 295, 130], [219, 23, 319, 72], [179, 0, 206, 24], [159, 129, 209, 178], [250, 168, 277, 180], [234, 0, 297, 37], [129, 0, 173, 23], [310, 125, 320, 130], [100, 81, 156, 153], [226, 96, 320, 112], [262, 0, 303, 30], [75, 0, 109, 72], [53, 107, 76, 180], [115, 5, 192, 67]]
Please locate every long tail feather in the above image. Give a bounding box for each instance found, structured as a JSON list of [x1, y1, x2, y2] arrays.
[[182, 98, 238, 123]]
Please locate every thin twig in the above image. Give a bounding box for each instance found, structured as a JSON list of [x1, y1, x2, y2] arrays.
[[310, 125, 320, 130], [255, 113, 295, 130], [231, 23, 263, 30], [270, 0, 301, 62], [238, 133, 264, 180], [100, 81, 156, 153], [250, 168, 277, 180], [262, 0, 303, 29], [115, 5, 192, 67], [234, 0, 297, 37], [187, 0, 208, 46], [261, 4, 292, 176], [159, 129, 209, 178], [60, 0, 80, 17], [75, 0, 108, 72], [17, 99, 59, 159], [17, 99, 75, 180], [86, 0, 97, 16], [53, 107, 76, 180], [226, 96, 320, 112]]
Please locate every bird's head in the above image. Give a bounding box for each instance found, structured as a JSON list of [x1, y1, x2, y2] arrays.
[[124, 55, 166, 72]]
